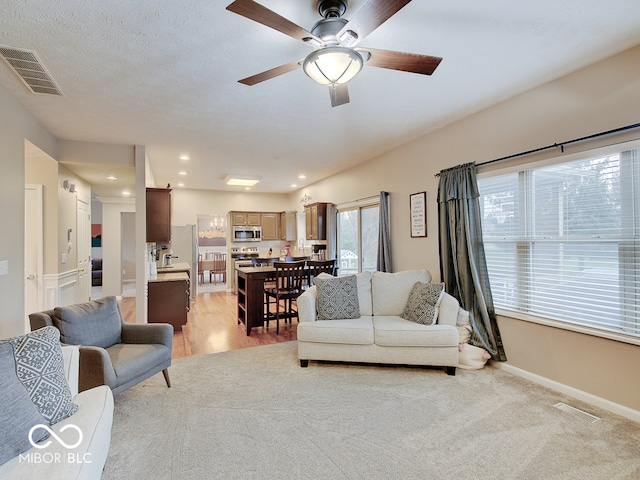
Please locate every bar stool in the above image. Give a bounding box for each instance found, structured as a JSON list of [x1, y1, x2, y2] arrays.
[[263, 260, 306, 334], [307, 259, 337, 285]]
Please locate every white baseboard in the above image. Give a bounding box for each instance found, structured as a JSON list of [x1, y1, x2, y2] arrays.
[[493, 362, 640, 423]]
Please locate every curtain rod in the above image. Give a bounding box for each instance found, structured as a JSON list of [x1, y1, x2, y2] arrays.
[[434, 122, 640, 177]]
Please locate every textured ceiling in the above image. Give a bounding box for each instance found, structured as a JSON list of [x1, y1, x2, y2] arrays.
[[2, 0, 640, 197]]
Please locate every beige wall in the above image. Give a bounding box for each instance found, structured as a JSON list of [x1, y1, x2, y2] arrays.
[[172, 189, 293, 226], [293, 44, 640, 413], [0, 85, 58, 338], [57, 164, 91, 273], [25, 143, 59, 275]]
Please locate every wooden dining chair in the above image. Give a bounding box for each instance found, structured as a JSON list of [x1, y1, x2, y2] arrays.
[[211, 252, 227, 284], [197, 254, 205, 285], [263, 260, 306, 335], [307, 259, 337, 285]]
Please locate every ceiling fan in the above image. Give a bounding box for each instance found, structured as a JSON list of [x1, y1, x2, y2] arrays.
[[226, 0, 443, 107]]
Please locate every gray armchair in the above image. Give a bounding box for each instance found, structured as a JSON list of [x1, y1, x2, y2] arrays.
[[29, 296, 172, 395]]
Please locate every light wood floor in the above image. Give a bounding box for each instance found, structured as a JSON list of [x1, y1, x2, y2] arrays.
[[119, 291, 297, 359]]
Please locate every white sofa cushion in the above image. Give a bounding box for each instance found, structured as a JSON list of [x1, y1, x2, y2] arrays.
[[356, 271, 373, 316], [371, 270, 431, 316], [373, 317, 459, 347], [297, 318, 374, 345]]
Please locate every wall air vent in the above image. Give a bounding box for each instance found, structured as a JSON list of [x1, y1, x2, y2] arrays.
[[0, 46, 62, 96]]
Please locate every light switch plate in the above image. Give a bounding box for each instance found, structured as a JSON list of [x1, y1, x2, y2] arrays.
[[0, 260, 7, 276], [61, 253, 67, 264]]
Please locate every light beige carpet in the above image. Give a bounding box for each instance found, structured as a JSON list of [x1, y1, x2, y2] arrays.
[[103, 342, 640, 480]]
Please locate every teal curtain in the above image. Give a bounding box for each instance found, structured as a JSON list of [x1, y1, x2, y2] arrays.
[[377, 191, 392, 272], [437, 163, 507, 361]]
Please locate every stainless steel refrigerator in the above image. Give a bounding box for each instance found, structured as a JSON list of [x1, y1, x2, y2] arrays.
[[170, 224, 198, 299]]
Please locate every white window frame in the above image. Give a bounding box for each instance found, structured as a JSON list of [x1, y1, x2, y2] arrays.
[[478, 139, 640, 347]]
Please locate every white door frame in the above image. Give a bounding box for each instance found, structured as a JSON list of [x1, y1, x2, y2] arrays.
[[77, 198, 91, 302], [25, 184, 44, 332]]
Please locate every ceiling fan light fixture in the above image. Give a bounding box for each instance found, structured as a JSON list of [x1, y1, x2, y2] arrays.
[[303, 46, 363, 86]]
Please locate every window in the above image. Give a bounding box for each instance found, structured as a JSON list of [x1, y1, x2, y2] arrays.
[[337, 203, 379, 276], [478, 146, 640, 338]]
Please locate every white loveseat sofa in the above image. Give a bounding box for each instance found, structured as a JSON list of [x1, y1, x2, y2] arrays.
[[0, 345, 113, 480], [297, 269, 468, 375]]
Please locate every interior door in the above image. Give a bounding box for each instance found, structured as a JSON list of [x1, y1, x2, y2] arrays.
[[77, 198, 91, 302], [24, 185, 43, 332]]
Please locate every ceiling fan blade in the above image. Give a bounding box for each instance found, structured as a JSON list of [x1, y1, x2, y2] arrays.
[[238, 59, 302, 86], [329, 84, 350, 107], [227, 0, 322, 45], [338, 0, 413, 46], [358, 48, 442, 75]]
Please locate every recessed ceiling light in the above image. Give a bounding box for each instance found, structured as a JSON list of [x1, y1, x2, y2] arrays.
[[177, 183, 184, 187], [298, 174, 306, 179], [291, 184, 298, 188], [178, 171, 187, 176], [244, 187, 251, 190], [225, 174, 261, 187], [179, 155, 190, 161], [106, 175, 118, 181]]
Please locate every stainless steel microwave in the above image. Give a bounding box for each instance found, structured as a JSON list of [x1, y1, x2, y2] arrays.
[[232, 225, 262, 242]]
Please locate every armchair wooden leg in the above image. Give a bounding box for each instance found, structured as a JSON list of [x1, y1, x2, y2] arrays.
[[162, 368, 172, 387]]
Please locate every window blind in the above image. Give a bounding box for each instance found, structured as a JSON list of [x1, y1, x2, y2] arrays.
[[478, 148, 640, 337]]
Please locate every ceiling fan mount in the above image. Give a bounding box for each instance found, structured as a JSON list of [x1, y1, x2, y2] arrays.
[[317, 0, 348, 19], [226, 0, 443, 107]]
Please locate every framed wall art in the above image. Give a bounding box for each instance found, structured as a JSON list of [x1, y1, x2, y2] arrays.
[[409, 191, 427, 237]]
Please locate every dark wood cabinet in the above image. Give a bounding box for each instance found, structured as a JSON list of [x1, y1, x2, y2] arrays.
[[304, 202, 328, 240], [148, 275, 189, 332], [146, 188, 172, 243]]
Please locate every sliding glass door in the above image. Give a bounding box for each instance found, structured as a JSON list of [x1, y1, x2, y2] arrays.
[[337, 205, 379, 276]]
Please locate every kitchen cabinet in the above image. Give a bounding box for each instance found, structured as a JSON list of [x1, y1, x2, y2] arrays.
[[148, 273, 189, 332], [261, 213, 279, 240], [146, 188, 172, 243], [280, 211, 297, 241], [304, 202, 328, 240], [231, 212, 261, 226]]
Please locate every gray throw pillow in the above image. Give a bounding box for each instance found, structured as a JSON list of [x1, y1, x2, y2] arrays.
[[0, 343, 49, 465], [315, 275, 360, 320], [53, 296, 122, 348], [401, 282, 445, 325], [7, 327, 78, 425]]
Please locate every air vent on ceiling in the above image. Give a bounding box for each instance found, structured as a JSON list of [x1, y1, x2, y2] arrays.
[[0, 46, 62, 96]]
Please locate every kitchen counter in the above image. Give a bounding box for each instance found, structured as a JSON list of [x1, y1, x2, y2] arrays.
[[148, 271, 190, 283], [156, 262, 191, 275], [148, 270, 190, 332]]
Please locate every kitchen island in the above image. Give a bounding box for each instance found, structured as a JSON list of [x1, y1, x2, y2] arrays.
[[236, 266, 277, 336]]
